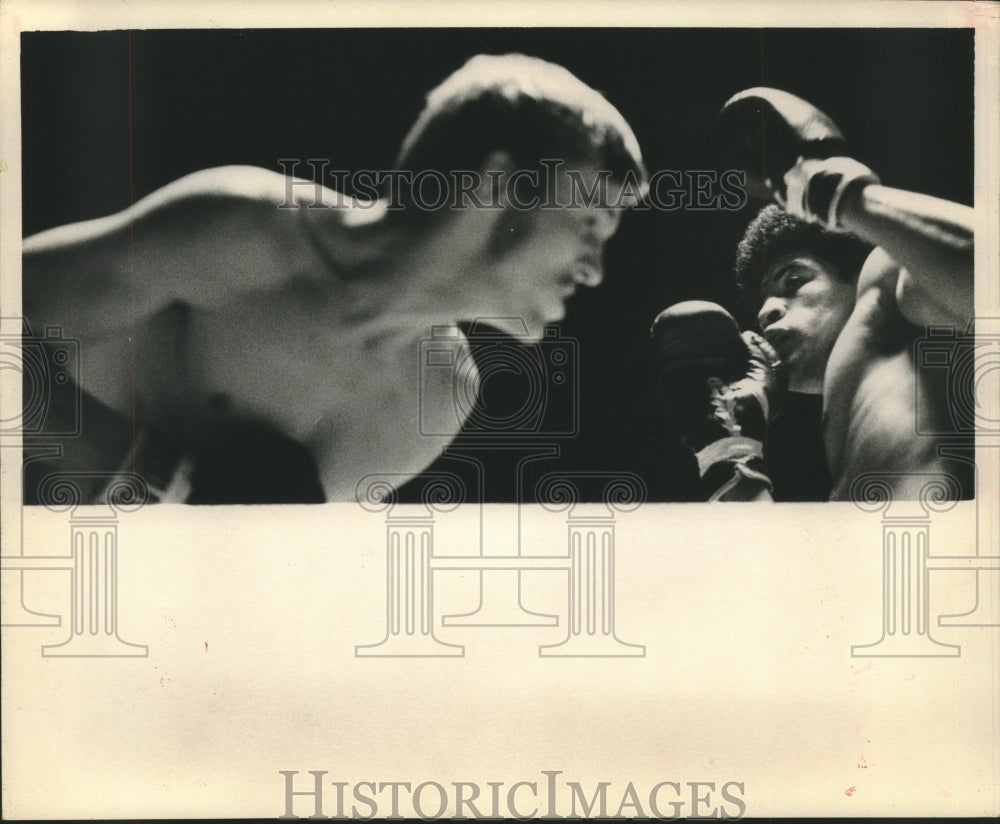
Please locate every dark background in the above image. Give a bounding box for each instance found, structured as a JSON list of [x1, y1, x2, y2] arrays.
[[21, 29, 974, 502]]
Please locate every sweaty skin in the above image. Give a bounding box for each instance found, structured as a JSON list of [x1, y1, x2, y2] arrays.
[[23, 164, 627, 501]]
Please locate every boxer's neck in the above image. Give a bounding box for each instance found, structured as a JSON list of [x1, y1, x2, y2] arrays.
[[326, 195, 516, 335]]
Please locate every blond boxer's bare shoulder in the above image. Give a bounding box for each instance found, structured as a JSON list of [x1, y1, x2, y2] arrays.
[[23, 165, 353, 332], [22, 164, 476, 500], [23, 54, 649, 503]]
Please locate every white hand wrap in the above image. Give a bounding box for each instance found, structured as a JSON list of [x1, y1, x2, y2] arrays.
[[782, 156, 880, 228], [694, 435, 763, 477], [695, 436, 773, 502]]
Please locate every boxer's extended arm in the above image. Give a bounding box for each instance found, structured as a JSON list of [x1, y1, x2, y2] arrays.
[[837, 184, 973, 328], [718, 88, 974, 329], [23, 166, 312, 339]]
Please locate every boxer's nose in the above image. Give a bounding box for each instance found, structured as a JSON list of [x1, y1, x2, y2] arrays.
[[757, 296, 786, 331], [587, 208, 621, 243]]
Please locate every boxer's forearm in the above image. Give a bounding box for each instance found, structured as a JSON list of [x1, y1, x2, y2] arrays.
[[838, 184, 974, 326], [717, 88, 975, 329]]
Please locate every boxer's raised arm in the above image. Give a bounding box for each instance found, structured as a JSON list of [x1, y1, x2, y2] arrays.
[[718, 88, 974, 329], [23, 166, 313, 339], [837, 185, 973, 328]]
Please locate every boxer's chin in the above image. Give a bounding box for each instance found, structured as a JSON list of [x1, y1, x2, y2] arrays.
[[786, 359, 824, 396], [487, 315, 547, 341]]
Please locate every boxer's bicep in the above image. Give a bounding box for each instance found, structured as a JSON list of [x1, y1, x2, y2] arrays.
[[895, 263, 973, 330], [855, 247, 970, 332], [840, 185, 973, 329]]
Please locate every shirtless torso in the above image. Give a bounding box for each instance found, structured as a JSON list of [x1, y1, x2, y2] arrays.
[[23, 167, 479, 502], [823, 246, 973, 501], [23, 161, 627, 502]]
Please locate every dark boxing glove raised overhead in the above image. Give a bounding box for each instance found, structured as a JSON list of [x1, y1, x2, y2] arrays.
[[718, 87, 879, 229]]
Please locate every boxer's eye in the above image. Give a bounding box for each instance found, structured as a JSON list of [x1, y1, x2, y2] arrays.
[[772, 266, 808, 296]]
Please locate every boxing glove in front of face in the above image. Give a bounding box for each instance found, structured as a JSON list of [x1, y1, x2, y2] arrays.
[[652, 302, 786, 501]]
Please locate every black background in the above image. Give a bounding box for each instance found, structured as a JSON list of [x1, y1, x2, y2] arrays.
[[21, 29, 974, 502]]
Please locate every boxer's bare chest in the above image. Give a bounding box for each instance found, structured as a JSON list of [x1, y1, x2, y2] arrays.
[[75, 221, 473, 499], [176, 295, 425, 423], [824, 293, 956, 499], [131, 291, 468, 499]]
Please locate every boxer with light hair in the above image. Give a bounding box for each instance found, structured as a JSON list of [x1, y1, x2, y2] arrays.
[[22, 53, 647, 504], [653, 88, 974, 501]]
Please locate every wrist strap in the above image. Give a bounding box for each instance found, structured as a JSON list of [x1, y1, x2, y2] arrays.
[[694, 435, 763, 477], [783, 156, 880, 228], [707, 460, 774, 502]]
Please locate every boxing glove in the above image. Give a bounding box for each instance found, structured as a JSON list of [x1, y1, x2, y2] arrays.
[[651, 301, 786, 500], [718, 87, 879, 228]]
